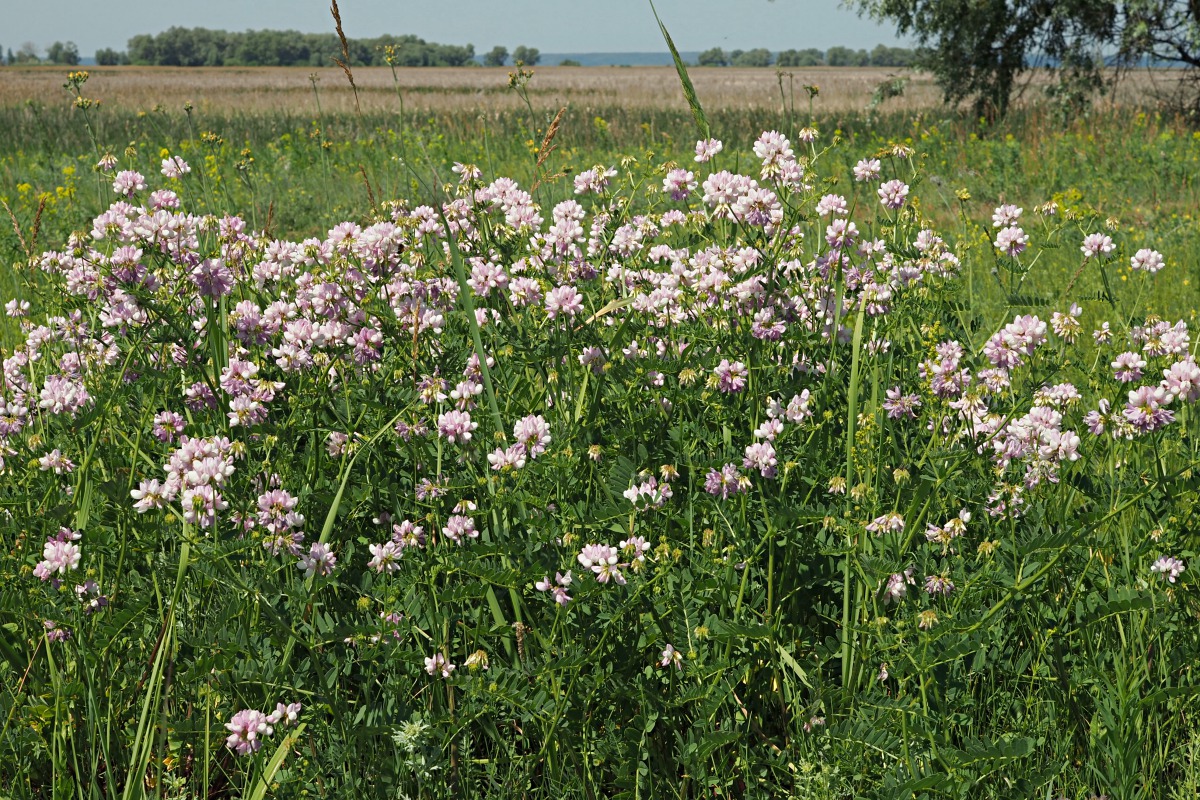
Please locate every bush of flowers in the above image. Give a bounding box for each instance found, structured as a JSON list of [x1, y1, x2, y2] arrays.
[[2, 125, 1198, 798]]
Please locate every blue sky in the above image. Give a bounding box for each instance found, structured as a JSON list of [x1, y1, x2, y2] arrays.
[[0, 0, 905, 57]]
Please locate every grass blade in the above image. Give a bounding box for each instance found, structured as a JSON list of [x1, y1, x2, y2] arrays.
[[648, 0, 710, 140]]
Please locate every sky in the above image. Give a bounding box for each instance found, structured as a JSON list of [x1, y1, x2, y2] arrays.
[[0, 0, 906, 57]]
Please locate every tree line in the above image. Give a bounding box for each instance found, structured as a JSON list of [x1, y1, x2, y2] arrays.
[[697, 44, 916, 67]]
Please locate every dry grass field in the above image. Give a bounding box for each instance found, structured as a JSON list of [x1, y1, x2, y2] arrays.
[[0, 64, 952, 115]]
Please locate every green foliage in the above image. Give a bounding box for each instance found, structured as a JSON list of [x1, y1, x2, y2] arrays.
[[45, 41, 80, 66], [697, 47, 729, 67], [731, 47, 774, 67], [855, 0, 1128, 117], [484, 45, 509, 67], [512, 45, 541, 66], [124, 27, 476, 68], [777, 48, 826, 67]]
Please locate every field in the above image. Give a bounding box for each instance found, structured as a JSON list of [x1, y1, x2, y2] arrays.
[[2, 63, 1200, 799]]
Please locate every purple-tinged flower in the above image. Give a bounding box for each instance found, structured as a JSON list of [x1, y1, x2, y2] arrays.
[[225, 709, 273, 755], [1124, 385, 1174, 433], [877, 179, 910, 210], [1081, 233, 1115, 259], [368, 541, 402, 573], [694, 138, 724, 163], [437, 410, 477, 444], [866, 512, 905, 536], [112, 170, 146, 196], [1151, 555, 1185, 583], [994, 226, 1028, 257], [1130, 248, 1165, 273], [441, 515, 478, 545], [513, 415, 551, 457], [1111, 352, 1146, 383], [392, 520, 426, 549], [883, 387, 922, 419], [713, 359, 748, 393], [659, 644, 684, 670], [298, 542, 336, 578], [424, 653, 455, 678], [705, 464, 747, 499], [924, 574, 956, 596], [853, 158, 881, 182], [881, 568, 914, 603], [544, 285, 584, 320], [743, 442, 777, 478], [662, 168, 697, 201]]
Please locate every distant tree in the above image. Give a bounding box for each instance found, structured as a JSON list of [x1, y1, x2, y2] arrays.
[[483, 45, 508, 67], [732, 47, 773, 67], [559, 58, 581, 66], [95, 48, 124, 66], [776, 48, 824, 67], [825, 45, 869, 66], [512, 45, 540, 65], [5, 49, 13, 66], [46, 41, 81, 65], [868, 44, 916, 67], [15, 42, 40, 64], [697, 47, 729, 66]]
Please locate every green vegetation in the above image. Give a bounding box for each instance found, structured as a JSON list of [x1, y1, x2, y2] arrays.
[[3, 68, 1200, 798]]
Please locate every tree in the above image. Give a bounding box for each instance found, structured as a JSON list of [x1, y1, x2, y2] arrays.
[[559, 58, 581, 66], [732, 47, 774, 67], [15, 42, 40, 64], [46, 41, 81, 65], [512, 45, 540, 65], [825, 46, 871, 66], [777, 48, 825, 67], [95, 48, 124, 66], [483, 45, 508, 67], [855, 0, 1119, 118], [5, 49, 13, 66], [697, 47, 729, 66]]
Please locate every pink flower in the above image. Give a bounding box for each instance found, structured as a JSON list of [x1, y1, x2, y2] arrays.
[[513, 414, 551, 457], [441, 515, 478, 545], [694, 138, 724, 163], [112, 170, 146, 196], [424, 653, 455, 678], [713, 359, 748, 393], [368, 541, 402, 573], [659, 644, 684, 670], [1130, 248, 1164, 273], [877, 179, 909, 210], [160, 156, 191, 179], [225, 709, 273, 755], [994, 226, 1028, 257], [1151, 555, 1185, 583], [1081, 233, 1115, 259], [437, 410, 477, 444], [743, 442, 777, 478], [544, 285, 584, 320], [853, 158, 881, 181], [298, 542, 336, 578]]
